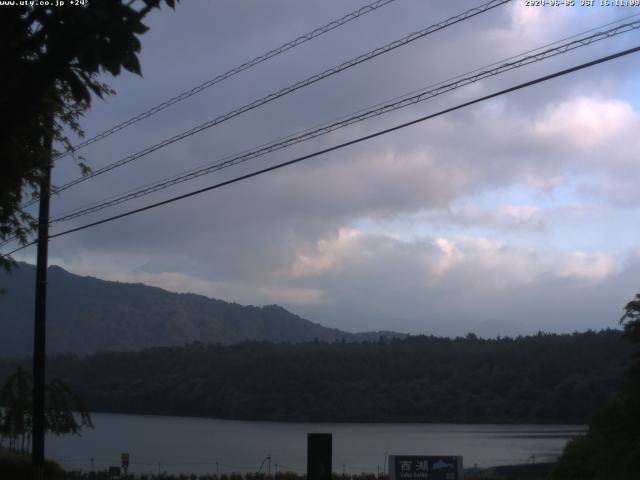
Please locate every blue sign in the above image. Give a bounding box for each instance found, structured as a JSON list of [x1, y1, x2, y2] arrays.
[[389, 455, 463, 480]]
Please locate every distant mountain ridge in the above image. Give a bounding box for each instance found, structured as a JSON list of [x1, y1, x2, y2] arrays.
[[0, 263, 404, 356]]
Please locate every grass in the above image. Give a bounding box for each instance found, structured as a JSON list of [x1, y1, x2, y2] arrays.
[[0, 447, 65, 479], [0, 450, 554, 480]]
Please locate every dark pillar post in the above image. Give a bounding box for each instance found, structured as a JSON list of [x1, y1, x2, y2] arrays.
[[32, 132, 52, 480], [307, 433, 332, 480]]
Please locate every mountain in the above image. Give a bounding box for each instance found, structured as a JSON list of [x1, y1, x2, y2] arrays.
[[0, 263, 403, 356]]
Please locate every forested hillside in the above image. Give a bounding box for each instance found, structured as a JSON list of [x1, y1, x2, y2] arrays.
[[0, 263, 400, 356], [0, 330, 631, 423]]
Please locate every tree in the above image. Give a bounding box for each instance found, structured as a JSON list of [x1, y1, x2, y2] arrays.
[[621, 293, 640, 343], [0, 367, 93, 452], [553, 293, 640, 480], [0, 0, 178, 270], [0, 367, 32, 452]]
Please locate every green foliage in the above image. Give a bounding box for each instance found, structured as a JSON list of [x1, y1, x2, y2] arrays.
[[0, 330, 632, 424], [45, 378, 94, 436], [0, 367, 33, 451], [0, 367, 93, 452], [0, 447, 64, 480], [620, 293, 640, 343], [552, 293, 640, 480], [0, 1, 177, 270]]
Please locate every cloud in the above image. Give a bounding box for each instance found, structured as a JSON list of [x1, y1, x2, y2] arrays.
[[431, 237, 465, 278], [488, 0, 573, 48], [279, 228, 618, 292], [10, 0, 640, 338], [422, 204, 546, 232], [287, 228, 363, 278], [556, 251, 616, 281], [270, 229, 630, 334], [533, 97, 634, 150]]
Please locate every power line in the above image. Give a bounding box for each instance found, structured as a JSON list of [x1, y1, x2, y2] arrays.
[[41, 0, 511, 199], [48, 19, 640, 224], [15, 11, 640, 227], [1, 0, 514, 249], [5, 44, 638, 257], [52, 0, 398, 161], [4, 12, 636, 244]]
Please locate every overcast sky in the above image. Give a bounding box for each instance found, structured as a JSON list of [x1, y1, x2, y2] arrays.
[[11, 0, 640, 336]]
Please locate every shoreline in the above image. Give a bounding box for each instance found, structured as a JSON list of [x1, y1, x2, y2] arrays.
[[77, 410, 592, 427], [466, 462, 556, 479]]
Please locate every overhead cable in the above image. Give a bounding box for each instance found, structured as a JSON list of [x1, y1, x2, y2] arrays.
[[5, 44, 638, 257], [5, 11, 634, 250], [53, 0, 399, 160], [49, 20, 640, 224], [43, 0, 511, 198]]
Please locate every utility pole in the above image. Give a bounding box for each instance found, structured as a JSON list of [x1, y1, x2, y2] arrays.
[[32, 128, 52, 480]]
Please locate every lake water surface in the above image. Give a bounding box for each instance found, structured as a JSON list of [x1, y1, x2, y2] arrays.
[[46, 413, 586, 475]]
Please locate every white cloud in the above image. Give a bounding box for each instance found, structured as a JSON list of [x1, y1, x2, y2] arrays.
[[533, 97, 634, 150], [271, 228, 629, 333], [287, 228, 363, 278], [431, 237, 464, 278], [555, 251, 616, 281], [483, 0, 573, 54], [281, 229, 617, 290]]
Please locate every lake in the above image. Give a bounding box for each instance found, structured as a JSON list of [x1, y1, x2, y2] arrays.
[[45, 413, 586, 475]]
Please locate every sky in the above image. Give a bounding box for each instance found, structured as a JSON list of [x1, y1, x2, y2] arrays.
[[11, 0, 640, 337]]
